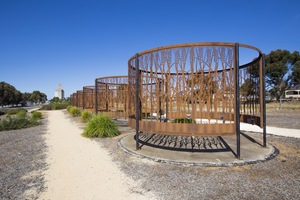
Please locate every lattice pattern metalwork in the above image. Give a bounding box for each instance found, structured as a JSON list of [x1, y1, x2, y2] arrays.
[[76, 90, 83, 109], [95, 76, 129, 118], [70, 93, 75, 106], [128, 42, 265, 139], [83, 86, 95, 110]]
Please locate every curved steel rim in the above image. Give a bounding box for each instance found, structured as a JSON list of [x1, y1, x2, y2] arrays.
[[128, 42, 263, 71]]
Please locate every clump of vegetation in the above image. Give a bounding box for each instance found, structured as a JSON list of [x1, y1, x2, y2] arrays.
[[81, 110, 94, 122], [16, 109, 27, 118], [41, 102, 69, 110], [0, 110, 41, 131], [31, 111, 42, 120], [173, 118, 194, 123], [82, 114, 120, 138], [67, 106, 81, 117], [6, 108, 27, 115], [40, 97, 69, 110]]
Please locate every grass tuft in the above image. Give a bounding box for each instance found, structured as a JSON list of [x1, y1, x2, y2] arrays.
[[81, 110, 94, 123], [0, 115, 40, 131], [82, 114, 120, 138], [67, 106, 81, 117], [6, 108, 27, 115], [31, 111, 42, 120]]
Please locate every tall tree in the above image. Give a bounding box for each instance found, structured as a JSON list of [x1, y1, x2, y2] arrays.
[[265, 50, 299, 100], [0, 82, 22, 106], [290, 51, 300, 86], [29, 90, 47, 103]]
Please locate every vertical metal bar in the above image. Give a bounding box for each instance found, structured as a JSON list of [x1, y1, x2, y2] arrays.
[[83, 88, 85, 110], [262, 54, 267, 147], [165, 75, 168, 121], [95, 79, 98, 114], [234, 43, 241, 158], [76, 92, 79, 108], [159, 80, 162, 122], [105, 84, 108, 112], [135, 53, 140, 150]]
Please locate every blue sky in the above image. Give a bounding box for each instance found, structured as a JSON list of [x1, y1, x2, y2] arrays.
[[1, 0, 299, 99]]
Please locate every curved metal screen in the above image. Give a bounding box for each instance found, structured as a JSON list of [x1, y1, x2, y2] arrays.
[[128, 42, 264, 137], [95, 76, 129, 118], [83, 86, 95, 110]]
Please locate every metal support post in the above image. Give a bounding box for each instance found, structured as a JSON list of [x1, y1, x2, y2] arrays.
[[262, 54, 267, 147], [95, 79, 98, 114], [234, 43, 241, 158], [135, 53, 140, 150]]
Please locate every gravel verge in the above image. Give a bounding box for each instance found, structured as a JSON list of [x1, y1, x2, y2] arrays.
[[0, 118, 47, 200], [266, 109, 300, 129], [99, 132, 300, 200]]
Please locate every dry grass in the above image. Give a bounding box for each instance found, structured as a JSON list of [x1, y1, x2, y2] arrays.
[[266, 101, 300, 110]]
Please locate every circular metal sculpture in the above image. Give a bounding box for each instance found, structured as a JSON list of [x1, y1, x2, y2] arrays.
[[76, 90, 83, 109], [83, 86, 95, 110], [128, 42, 266, 157], [95, 76, 129, 118]]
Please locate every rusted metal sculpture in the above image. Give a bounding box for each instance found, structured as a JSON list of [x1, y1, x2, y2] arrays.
[[76, 90, 83, 109], [128, 42, 266, 158], [70, 93, 75, 106], [95, 76, 128, 118], [83, 86, 95, 111]]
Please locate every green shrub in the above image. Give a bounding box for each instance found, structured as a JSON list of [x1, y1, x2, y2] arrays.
[[81, 110, 94, 122], [6, 108, 27, 115], [67, 106, 72, 113], [40, 104, 52, 110], [69, 107, 81, 117], [31, 111, 42, 120], [0, 115, 40, 131], [82, 114, 120, 138], [40, 102, 69, 110], [16, 110, 27, 118]]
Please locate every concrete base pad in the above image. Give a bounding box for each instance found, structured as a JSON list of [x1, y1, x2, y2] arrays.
[[118, 132, 278, 167]]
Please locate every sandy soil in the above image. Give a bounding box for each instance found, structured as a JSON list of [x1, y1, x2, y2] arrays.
[[39, 110, 155, 200]]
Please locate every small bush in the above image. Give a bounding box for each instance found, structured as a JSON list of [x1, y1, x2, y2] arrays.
[[40, 104, 52, 110], [40, 102, 69, 110], [31, 111, 42, 120], [69, 107, 81, 117], [6, 108, 27, 115], [67, 106, 72, 113], [82, 114, 120, 138], [0, 115, 40, 131], [16, 110, 27, 118], [81, 110, 94, 122]]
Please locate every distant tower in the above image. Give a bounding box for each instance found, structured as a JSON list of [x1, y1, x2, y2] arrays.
[[54, 84, 65, 99]]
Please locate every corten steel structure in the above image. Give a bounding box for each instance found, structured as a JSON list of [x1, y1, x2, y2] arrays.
[[128, 42, 266, 158], [76, 90, 84, 109], [83, 86, 95, 111], [70, 93, 76, 106], [95, 76, 129, 118]]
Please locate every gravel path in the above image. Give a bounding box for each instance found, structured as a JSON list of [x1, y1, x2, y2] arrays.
[[0, 109, 299, 199]]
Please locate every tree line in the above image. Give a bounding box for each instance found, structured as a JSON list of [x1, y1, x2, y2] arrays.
[[0, 81, 47, 107]]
